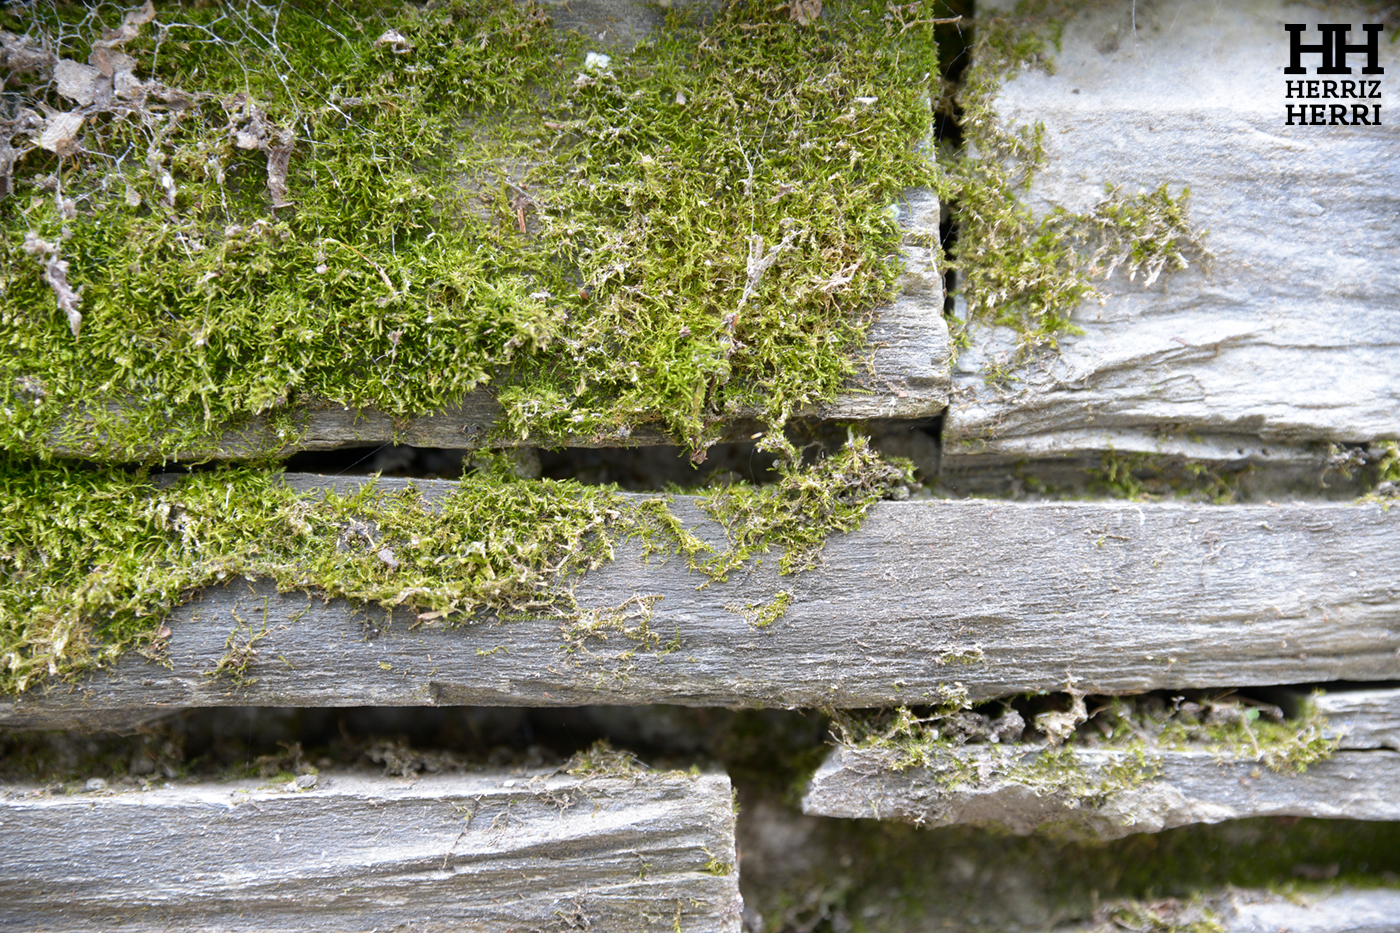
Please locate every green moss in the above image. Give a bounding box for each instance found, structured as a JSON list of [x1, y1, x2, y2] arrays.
[[559, 593, 674, 667], [945, 2, 1209, 353], [563, 738, 647, 777], [1151, 695, 1338, 774], [0, 430, 909, 693], [1, 0, 944, 461], [699, 433, 912, 581], [932, 644, 984, 665], [1092, 900, 1227, 933], [1378, 441, 1400, 484], [208, 610, 275, 688], [695, 434, 911, 627], [834, 689, 1338, 808], [1091, 450, 1247, 504], [736, 589, 792, 629], [835, 705, 1163, 807], [703, 848, 735, 876], [1361, 439, 1400, 505], [0, 453, 633, 692]]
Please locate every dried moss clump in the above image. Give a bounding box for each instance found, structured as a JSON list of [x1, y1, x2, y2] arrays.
[[0, 0, 944, 460]]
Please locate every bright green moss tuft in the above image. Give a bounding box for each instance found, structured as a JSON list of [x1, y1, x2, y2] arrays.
[[1, 0, 945, 460], [700, 432, 913, 581], [1379, 441, 1400, 485]]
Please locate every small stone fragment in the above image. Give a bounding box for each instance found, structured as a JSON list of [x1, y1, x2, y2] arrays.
[[991, 709, 1026, 744], [374, 29, 414, 53]]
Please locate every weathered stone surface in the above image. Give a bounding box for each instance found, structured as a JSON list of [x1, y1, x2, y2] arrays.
[[946, 0, 1400, 465], [1220, 888, 1400, 933], [0, 768, 740, 932], [1059, 889, 1400, 933], [2, 476, 1395, 727], [1318, 687, 1400, 751], [802, 743, 1400, 839]]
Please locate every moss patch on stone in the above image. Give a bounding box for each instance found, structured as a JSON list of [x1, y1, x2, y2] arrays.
[[699, 432, 912, 581], [0, 453, 628, 693], [0, 431, 911, 694], [944, 1, 1209, 352], [835, 688, 1338, 783], [1089, 449, 1250, 504], [1, 0, 943, 461]]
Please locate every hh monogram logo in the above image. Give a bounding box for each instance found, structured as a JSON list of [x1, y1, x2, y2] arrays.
[[1284, 24, 1385, 75]]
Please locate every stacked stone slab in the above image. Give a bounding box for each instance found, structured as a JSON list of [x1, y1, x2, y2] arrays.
[[4, 0, 1399, 928], [945, 0, 1399, 470]]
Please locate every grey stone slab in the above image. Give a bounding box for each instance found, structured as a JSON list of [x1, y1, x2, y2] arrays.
[[0, 768, 740, 932], [1, 475, 1396, 726], [945, 0, 1399, 465], [1317, 686, 1400, 751], [1058, 888, 1400, 933], [803, 743, 1400, 839], [1222, 888, 1400, 933]]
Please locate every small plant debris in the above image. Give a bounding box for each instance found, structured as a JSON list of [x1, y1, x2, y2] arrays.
[[834, 688, 1338, 776]]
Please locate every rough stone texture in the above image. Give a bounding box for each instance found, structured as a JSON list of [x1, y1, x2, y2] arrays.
[[2, 476, 1396, 727], [945, 0, 1400, 466], [1220, 888, 1400, 933], [827, 187, 951, 419], [802, 744, 1400, 840], [1057, 889, 1400, 933], [1317, 687, 1400, 752], [0, 768, 740, 932]]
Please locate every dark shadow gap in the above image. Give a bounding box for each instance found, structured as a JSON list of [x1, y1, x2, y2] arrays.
[[277, 417, 945, 488]]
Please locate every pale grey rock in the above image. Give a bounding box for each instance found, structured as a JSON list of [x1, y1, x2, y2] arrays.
[[0, 769, 740, 932], [1223, 888, 1400, 933], [946, 0, 1400, 465], [1317, 687, 1400, 751], [802, 744, 1400, 839], [1057, 889, 1400, 933]]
